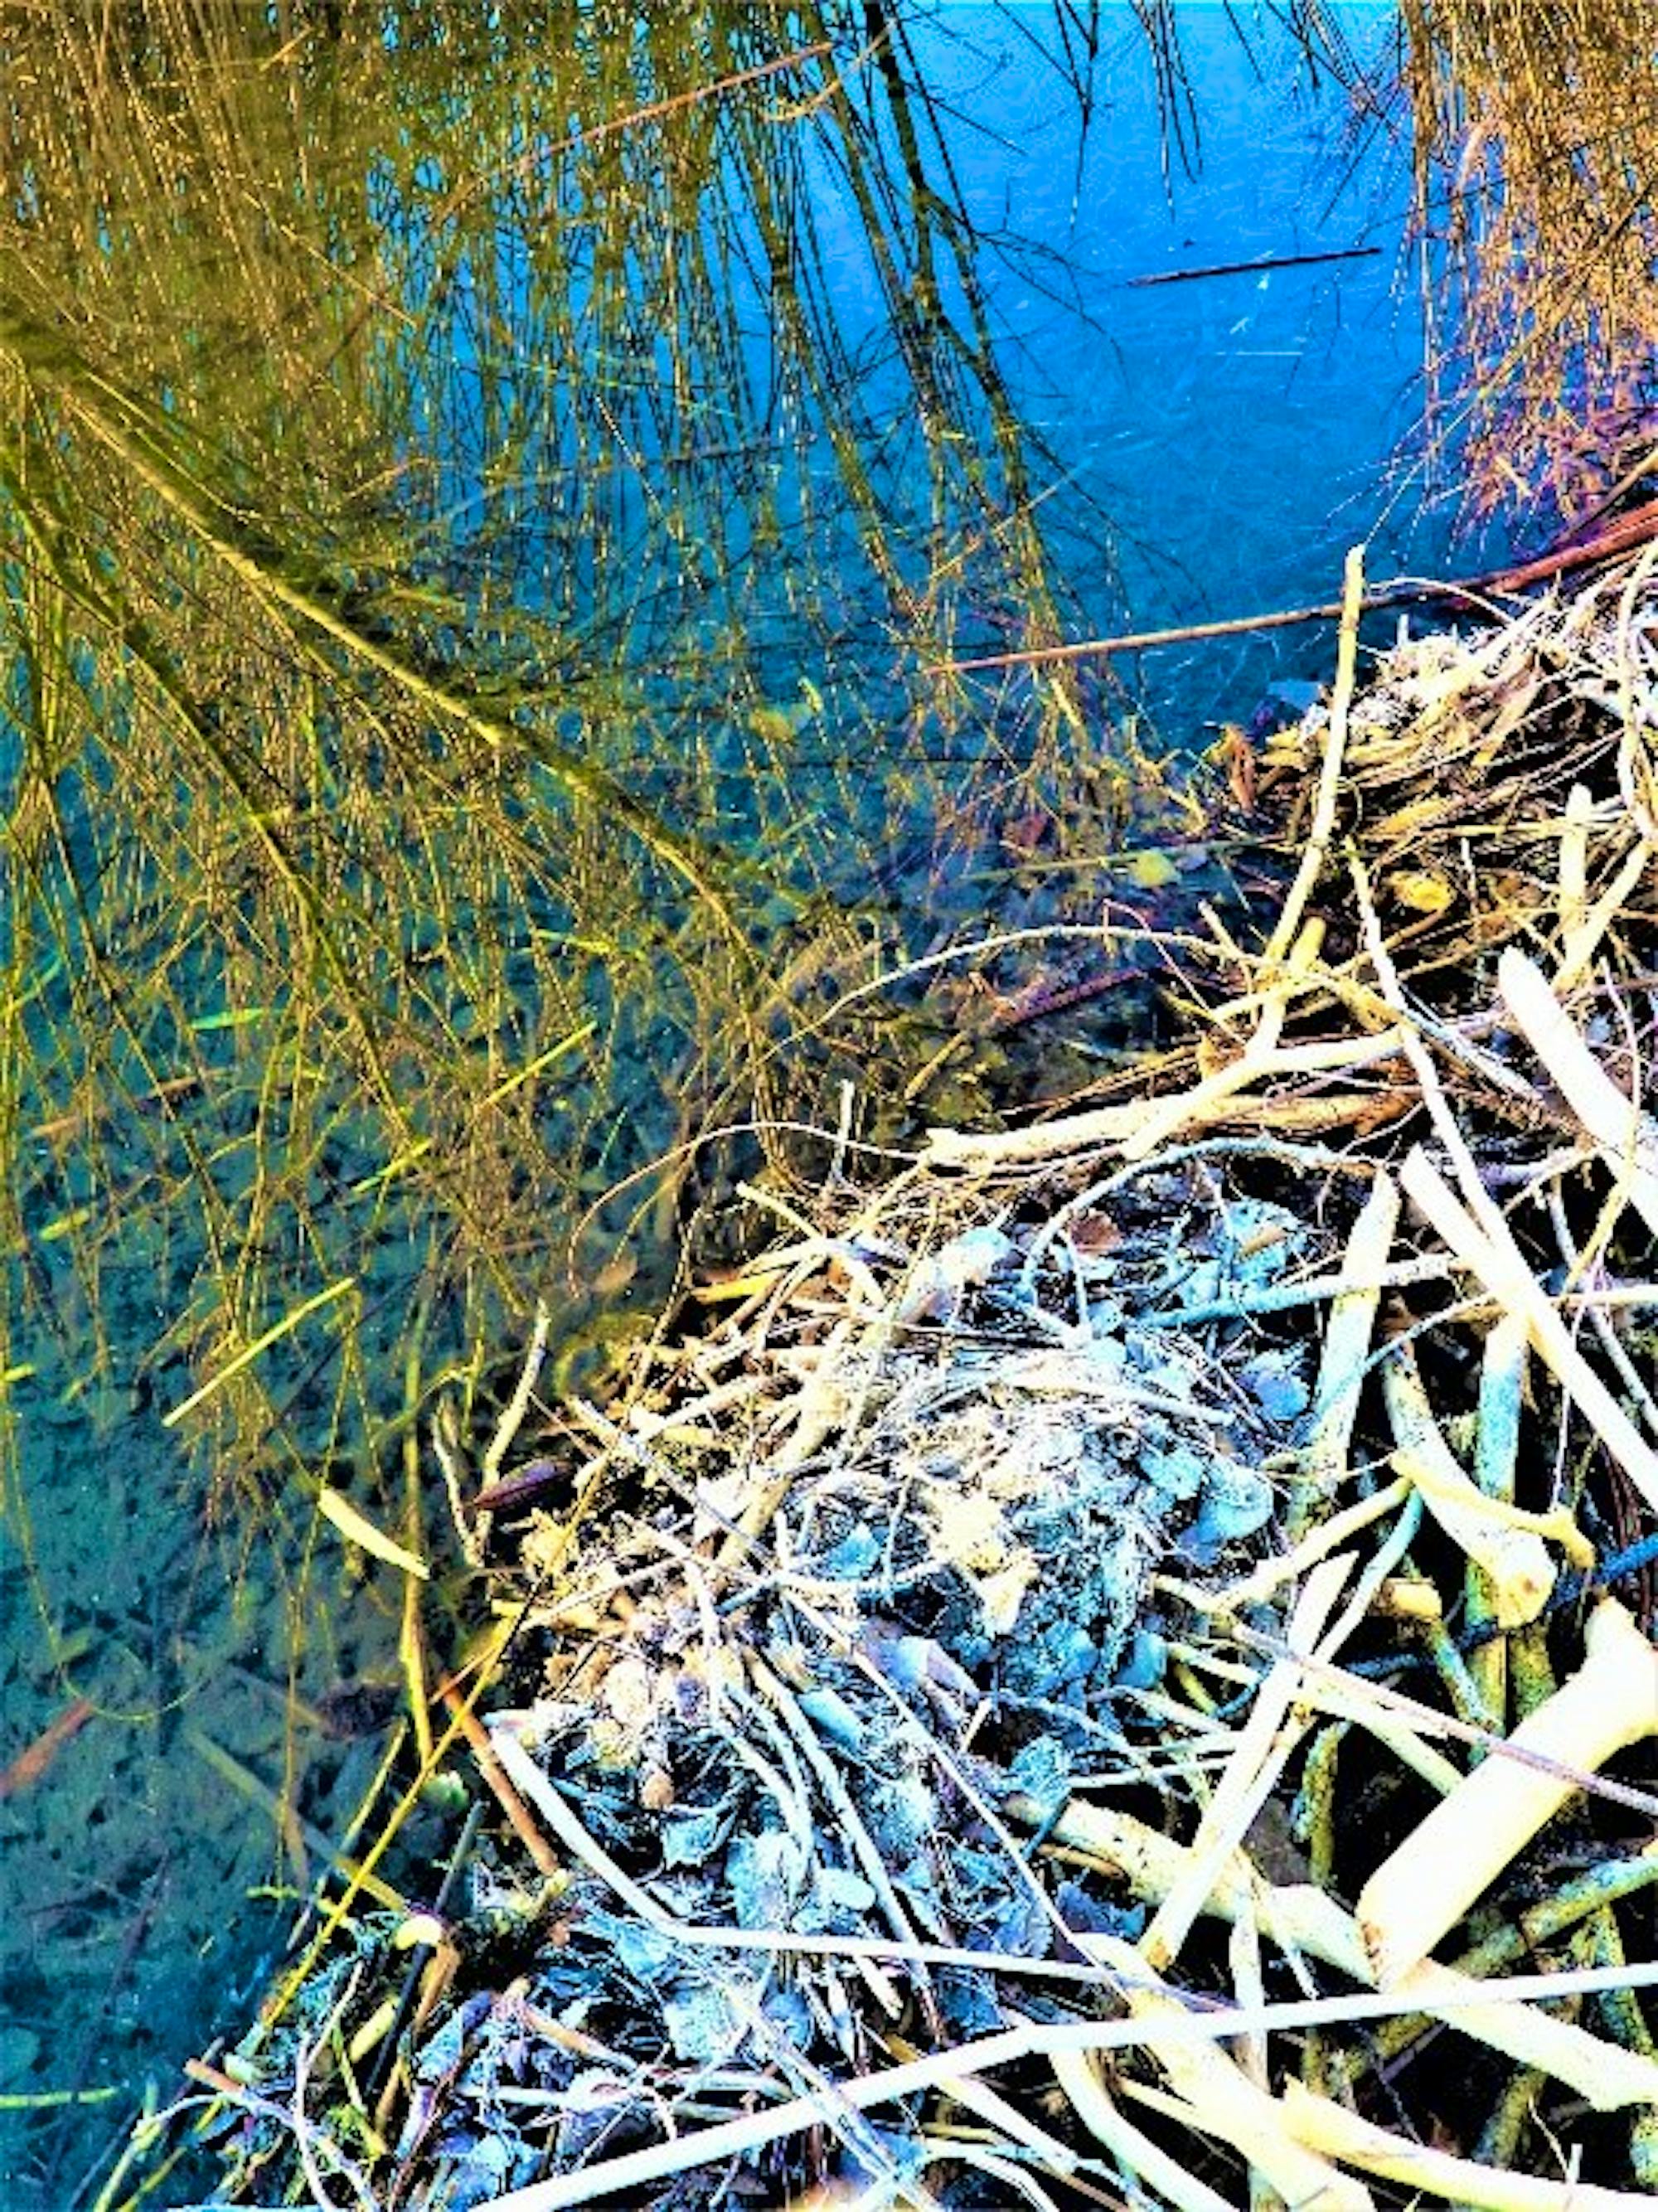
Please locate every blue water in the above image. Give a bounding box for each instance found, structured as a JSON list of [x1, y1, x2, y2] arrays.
[[2, 11, 1471, 2205], [904, 2, 1453, 730]]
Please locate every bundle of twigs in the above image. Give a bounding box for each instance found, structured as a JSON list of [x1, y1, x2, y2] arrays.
[[178, 546, 1658, 2210]]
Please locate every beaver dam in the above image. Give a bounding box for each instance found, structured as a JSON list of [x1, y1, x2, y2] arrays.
[[90, 536, 1658, 2210]]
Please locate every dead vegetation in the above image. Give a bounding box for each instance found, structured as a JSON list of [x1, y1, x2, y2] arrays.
[[1395, 0, 1658, 523], [136, 543, 1658, 2208]]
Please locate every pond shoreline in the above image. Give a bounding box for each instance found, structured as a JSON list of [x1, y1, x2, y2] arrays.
[[164, 539, 1658, 2208]]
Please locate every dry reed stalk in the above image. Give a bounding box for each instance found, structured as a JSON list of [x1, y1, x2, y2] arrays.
[[1356, 1599, 1658, 1984], [1280, 2079, 1653, 2210], [1140, 1555, 1351, 1972], [1381, 1333, 1560, 1625], [1086, 1935, 1374, 2212], [1499, 948, 1658, 1236], [1011, 1790, 1658, 2110], [1399, 1145, 1658, 1515], [1285, 1165, 1401, 1540]]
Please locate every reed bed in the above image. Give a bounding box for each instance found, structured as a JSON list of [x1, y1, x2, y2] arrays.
[[144, 543, 1658, 2209]]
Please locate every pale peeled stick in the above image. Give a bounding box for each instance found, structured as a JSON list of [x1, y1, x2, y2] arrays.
[[1356, 1598, 1658, 1983]]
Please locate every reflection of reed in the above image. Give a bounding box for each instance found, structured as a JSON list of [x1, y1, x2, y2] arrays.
[[1391, 1, 1658, 517], [0, 2, 1104, 1522]]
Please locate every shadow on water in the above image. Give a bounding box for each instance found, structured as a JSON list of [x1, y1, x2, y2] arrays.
[[0, 4, 1478, 2200]]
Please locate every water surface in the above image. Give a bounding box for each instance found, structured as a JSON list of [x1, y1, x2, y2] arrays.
[[0, 11, 1455, 2203]]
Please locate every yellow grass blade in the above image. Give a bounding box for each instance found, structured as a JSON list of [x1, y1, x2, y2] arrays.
[[317, 1486, 429, 1581], [162, 1278, 357, 1428]]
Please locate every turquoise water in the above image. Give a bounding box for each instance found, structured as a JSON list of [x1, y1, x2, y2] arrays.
[[0, 10, 1464, 2204], [913, 2, 1456, 729]]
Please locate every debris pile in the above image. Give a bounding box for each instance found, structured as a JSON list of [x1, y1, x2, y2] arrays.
[[185, 551, 1658, 2210]]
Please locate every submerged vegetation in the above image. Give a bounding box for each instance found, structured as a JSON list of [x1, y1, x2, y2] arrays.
[[0, 1, 1124, 1535]]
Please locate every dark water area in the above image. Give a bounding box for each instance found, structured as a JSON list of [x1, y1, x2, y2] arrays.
[[0, 8, 1470, 2205]]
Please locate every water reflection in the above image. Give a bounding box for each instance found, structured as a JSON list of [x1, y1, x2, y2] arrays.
[[909, 3, 1448, 726], [0, 7, 1439, 2201]]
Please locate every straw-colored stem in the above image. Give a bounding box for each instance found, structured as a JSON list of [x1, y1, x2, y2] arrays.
[[1467, 1312, 1526, 1731], [1356, 1598, 1658, 1983], [1281, 2079, 1650, 2210], [1263, 545, 1365, 968]]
